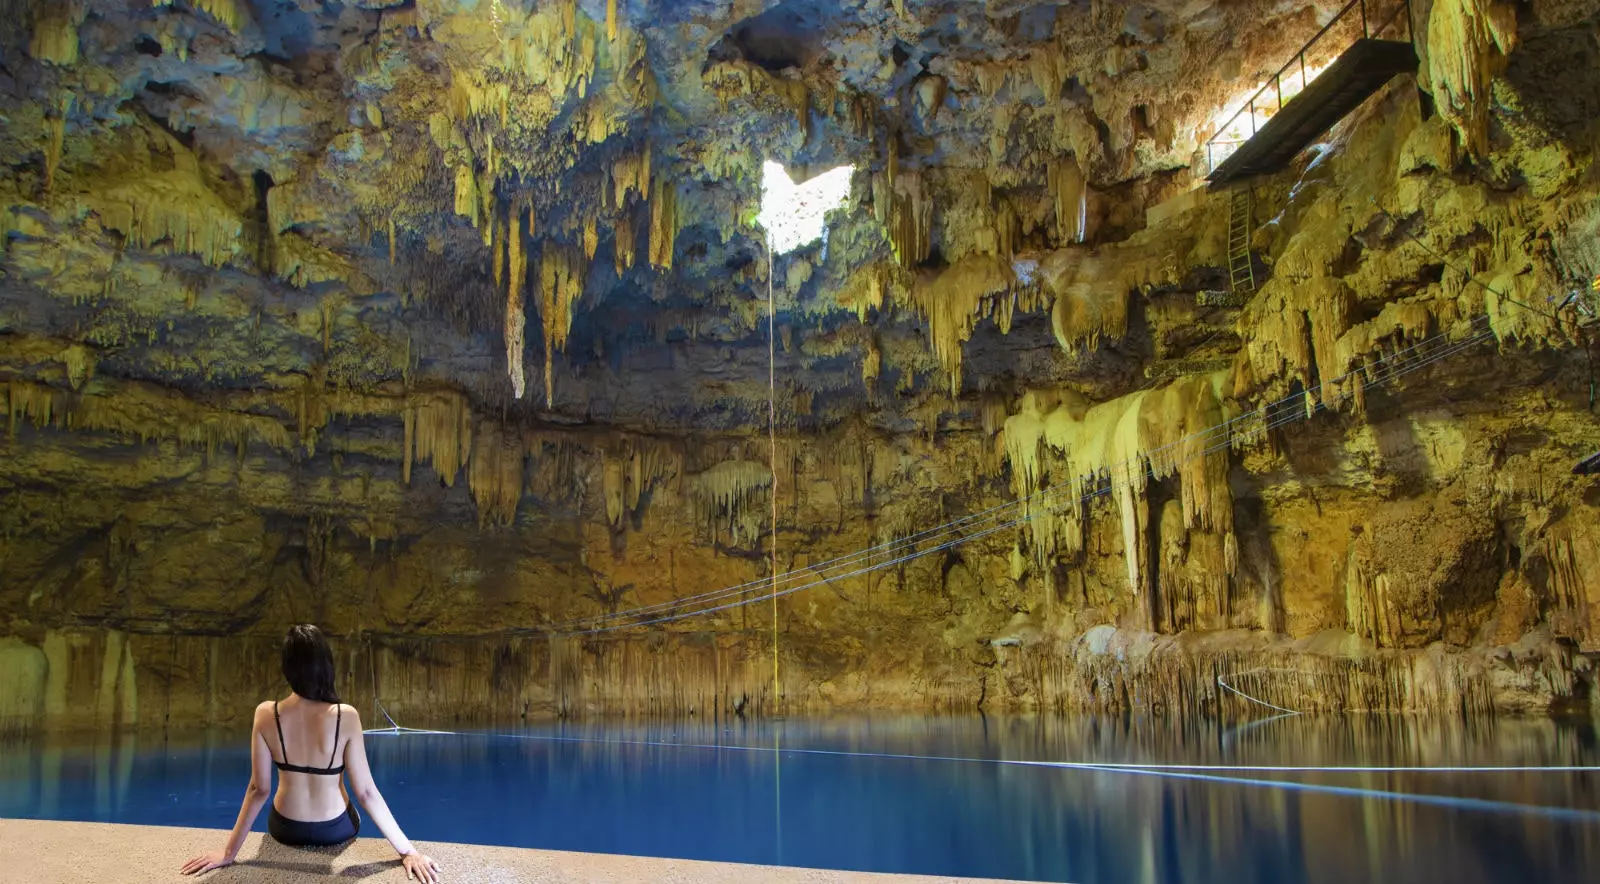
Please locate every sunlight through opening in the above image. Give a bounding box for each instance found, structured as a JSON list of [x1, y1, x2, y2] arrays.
[[757, 162, 855, 256]]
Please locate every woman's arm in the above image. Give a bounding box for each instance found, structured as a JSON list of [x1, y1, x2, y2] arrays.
[[181, 702, 275, 875], [342, 705, 441, 882]]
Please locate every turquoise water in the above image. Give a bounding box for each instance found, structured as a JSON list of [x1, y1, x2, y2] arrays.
[[3, 715, 1599, 882]]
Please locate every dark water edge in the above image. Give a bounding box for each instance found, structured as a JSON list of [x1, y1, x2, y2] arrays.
[[3, 714, 1600, 883]]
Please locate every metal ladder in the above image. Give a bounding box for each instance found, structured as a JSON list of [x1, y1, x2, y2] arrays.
[[1228, 186, 1256, 296]]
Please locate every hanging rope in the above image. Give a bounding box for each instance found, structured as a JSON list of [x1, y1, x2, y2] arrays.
[[766, 239, 781, 713]]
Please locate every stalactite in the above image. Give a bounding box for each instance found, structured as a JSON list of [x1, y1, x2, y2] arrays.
[[453, 163, 479, 227], [906, 256, 1013, 395], [1048, 157, 1089, 245], [154, 0, 247, 32], [387, 214, 397, 265], [409, 392, 473, 486], [606, 0, 618, 41], [468, 421, 524, 527], [87, 168, 244, 268], [648, 177, 677, 270], [1044, 252, 1128, 353], [610, 146, 651, 209], [613, 211, 636, 275], [29, 2, 84, 66], [583, 215, 599, 261], [492, 214, 506, 289], [402, 406, 415, 485], [1002, 371, 1237, 598], [876, 167, 933, 268], [1427, 0, 1518, 157], [506, 211, 527, 400], [538, 241, 587, 408], [59, 345, 93, 391], [862, 337, 881, 387], [1029, 49, 1059, 102], [6, 381, 58, 437], [691, 460, 773, 547], [1245, 275, 1359, 408], [600, 438, 681, 529]]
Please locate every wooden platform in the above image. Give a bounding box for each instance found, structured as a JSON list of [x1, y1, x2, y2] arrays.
[[1208, 38, 1418, 186], [0, 818, 1028, 884]]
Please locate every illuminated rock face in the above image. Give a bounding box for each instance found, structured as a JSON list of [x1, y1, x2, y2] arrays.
[[2, 0, 1600, 731]]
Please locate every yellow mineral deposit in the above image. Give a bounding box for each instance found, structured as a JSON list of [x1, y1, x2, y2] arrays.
[[29, 3, 83, 67], [1428, 0, 1518, 157], [614, 212, 636, 275], [648, 177, 677, 270], [874, 168, 932, 268], [692, 460, 774, 547], [154, 0, 247, 32], [507, 211, 528, 400], [905, 256, 1013, 395], [610, 146, 652, 209], [88, 170, 245, 269], [453, 162, 480, 227], [57, 345, 93, 391], [1003, 371, 1236, 596], [538, 241, 587, 407], [1048, 157, 1089, 245], [583, 215, 599, 261], [468, 420, 524, 526], [408, 391, 474, 487], [600, 439, 681, 529], [6, 380, 58, 438]]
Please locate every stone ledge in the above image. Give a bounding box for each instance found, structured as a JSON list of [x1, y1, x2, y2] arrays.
[[0, 819, 1023, 884]]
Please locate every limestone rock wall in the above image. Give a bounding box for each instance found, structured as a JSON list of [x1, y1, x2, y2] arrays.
[[3, 1, 1600, 731]]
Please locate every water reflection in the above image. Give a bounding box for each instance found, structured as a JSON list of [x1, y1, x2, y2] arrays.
[[2, 715, 1598, 883]]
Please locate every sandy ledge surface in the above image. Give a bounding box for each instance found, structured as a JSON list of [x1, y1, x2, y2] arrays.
[[0, 819, 1033, 883]]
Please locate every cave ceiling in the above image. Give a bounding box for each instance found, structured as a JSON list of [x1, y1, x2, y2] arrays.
[[2, 1, 1390, 431]]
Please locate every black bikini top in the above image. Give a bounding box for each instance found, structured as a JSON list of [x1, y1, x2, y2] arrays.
[[272, 700, 345, 776]]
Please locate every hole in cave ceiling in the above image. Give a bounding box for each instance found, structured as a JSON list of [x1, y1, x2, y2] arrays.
[[757, 162, 855, 256]]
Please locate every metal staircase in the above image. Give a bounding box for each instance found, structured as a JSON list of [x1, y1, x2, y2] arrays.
[[1227, 186, 1256, 296], [1204, 0, 1418, 187]]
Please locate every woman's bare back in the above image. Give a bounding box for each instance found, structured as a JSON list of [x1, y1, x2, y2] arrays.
[[263, 696, 351, 822]]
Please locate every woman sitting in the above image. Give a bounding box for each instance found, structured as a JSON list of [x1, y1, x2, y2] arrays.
[[181, 624, 441, 882]]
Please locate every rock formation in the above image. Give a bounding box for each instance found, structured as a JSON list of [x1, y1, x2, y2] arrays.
[[2, 0, 1599, 732]]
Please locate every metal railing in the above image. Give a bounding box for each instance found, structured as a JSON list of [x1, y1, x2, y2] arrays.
[[1204, 0, 1415, 173]]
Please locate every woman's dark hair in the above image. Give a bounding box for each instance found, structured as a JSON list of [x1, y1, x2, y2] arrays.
[[282, 624, 340, 704]]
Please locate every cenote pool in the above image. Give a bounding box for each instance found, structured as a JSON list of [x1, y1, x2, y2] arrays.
[[3, 715, 1598, 882]]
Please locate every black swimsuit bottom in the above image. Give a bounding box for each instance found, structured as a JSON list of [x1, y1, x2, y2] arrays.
[[268, 802, 361, 847], [268, 699, 360, 846]]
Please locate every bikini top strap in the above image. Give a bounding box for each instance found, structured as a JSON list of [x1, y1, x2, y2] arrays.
[[328, 705, 341, 769], [274, 700, 290, 766]]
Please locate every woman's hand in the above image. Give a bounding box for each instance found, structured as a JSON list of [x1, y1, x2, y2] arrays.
[[179, 849, 236, 875], [401, 851, 441, 883]]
